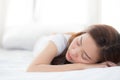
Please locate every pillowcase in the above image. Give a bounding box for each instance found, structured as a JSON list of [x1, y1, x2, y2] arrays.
[[2, 24, 83, 50], [2, 25, 50, 51]]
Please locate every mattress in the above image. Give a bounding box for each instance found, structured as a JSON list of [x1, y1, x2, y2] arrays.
[[0, 48, 120, 80]]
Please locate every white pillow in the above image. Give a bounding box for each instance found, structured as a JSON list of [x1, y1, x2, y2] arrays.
[[2, 24, 83, 50], [2, 25, 50, 51]]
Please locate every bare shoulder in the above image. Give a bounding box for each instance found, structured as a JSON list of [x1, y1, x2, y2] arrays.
[[30, 41, 58, 65], [44, 40, 58, 56]]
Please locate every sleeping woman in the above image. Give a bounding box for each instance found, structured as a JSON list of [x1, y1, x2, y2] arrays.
[[27, 24, 120, 72]]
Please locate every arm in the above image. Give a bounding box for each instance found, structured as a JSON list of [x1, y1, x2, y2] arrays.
[[27, 41, 87, 72], [27, 63, 88, 72], [27, 61, 116, 72], [27, 41, 88, 72], [27, 41, 116, 72]]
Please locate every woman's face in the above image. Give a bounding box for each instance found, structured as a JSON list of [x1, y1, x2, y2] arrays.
[[66, 33, 100, 64]]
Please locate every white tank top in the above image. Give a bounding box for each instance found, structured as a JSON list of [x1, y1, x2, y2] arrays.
[[33, 33, 71, 57]]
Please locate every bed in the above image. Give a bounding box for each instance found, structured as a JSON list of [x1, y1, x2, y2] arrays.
[[0, 24, 119, 80], [0, 48, 120, 80]]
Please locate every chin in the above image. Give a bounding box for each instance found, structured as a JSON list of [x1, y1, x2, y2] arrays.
[[66, 58, 73, 63]]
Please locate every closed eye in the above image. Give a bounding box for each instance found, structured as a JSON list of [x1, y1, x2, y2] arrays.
[[82, 52, 88, 60], [80, 36, 92, 61], [77, 37, 81, 46], [78, 36, 88, 60], [77, 41, 80, 46]]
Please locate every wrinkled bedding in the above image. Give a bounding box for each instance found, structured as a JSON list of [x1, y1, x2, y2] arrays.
[[0, 48, 120, 80]]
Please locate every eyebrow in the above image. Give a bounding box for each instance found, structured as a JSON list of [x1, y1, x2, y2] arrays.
[[80, 36, 92, 60]]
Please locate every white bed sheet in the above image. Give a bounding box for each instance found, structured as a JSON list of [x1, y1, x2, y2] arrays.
[[0, 48, 120, 80]]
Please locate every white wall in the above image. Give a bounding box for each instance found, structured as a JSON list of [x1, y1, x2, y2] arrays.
[[5, 0, 33, 27], [0, 0, 7, 47], [3, 0, 119, 47], [101, 0, 120, 31], [33, 0, 102, 32], [87, 0, 101, 25]]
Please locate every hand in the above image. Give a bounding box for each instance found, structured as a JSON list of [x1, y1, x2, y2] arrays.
[[100, 61, 117, 67], [86, 61, 117, 69]]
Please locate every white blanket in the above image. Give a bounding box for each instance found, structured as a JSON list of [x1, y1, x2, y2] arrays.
[[0, 49, 120, 80]]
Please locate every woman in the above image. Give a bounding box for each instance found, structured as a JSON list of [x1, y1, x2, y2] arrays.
[[27, 24, 120, 72]]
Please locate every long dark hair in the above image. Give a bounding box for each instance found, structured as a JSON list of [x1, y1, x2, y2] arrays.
[[51, 24, 120, 65]]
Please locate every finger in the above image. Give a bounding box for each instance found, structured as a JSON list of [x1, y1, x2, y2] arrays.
[[107, 62, 117, 67]]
